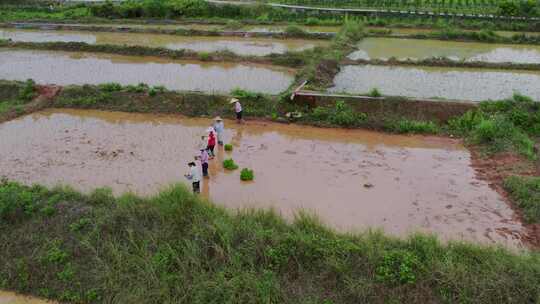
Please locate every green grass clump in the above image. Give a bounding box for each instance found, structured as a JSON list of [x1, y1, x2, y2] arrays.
[[448, 94, 539, 159], [223, 158, 239, 170], [284, 25, 308, 37], [504, 176, 540, 223], [368, 88, 382, 98], [18, 79, 36, 101], [240, 168, 254, 181], [309, 100, 367, 128], [386, 119, 439, 134], [98, 82, 122, 92], [0, 180, 539, 303], [224, 144, 233, 151], [198, 52, 211, 61]]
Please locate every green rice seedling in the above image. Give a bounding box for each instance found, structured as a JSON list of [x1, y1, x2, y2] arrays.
[[223, 158, 239, 170], [240, 168, 254, 181]]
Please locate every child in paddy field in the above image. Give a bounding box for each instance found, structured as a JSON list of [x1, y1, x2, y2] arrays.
[[184, 162, 201, 194]]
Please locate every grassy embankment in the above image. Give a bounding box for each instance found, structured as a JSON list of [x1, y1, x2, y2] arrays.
[[345, 57, 540, 71], [0, 180, 539, 303]]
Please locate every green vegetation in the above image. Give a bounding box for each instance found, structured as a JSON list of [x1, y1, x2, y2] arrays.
[[448, 94, 539, 159], [504, 175, 540, 223], [384, 119, 440, 134], [269, 0, 539, 16], [0, 180, 539, 303], [0, 79, 36, 117], [307, 100, 368, 128], [368, 88, 382, 97], [224, 144, 233, 151], [240, 168, 254, 181], [223, 158, 239, 170]]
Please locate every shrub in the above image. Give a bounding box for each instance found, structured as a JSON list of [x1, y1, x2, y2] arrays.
[[231, 88, 262, 100], [222, 20, 243, 30], [198, 52, 211, 61], [167, 0, 210, 17], [240, 168, 254, 181], [18, 79, 36, 101], [224, 144, 233, 151], [386, 119, 439, 134], [148, 88, 157, 97], [284, 25, 307, 37], [126, 83, 148, 93], [223, 158, 239, 170], [309, 101, 367, 127], [471, 115, 535, 158], [98, 82, 122, 92], [368, 88, 382, 97], [448, 110, 484, 136]]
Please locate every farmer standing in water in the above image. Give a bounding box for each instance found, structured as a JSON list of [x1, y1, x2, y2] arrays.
[[213, 116, 224, 146], [230, 98, 243, 124]]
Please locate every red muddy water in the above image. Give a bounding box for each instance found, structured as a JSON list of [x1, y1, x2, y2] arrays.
[[0, 109, 528, 248]]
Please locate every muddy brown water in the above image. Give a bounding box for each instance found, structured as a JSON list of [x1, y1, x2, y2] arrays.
[[0, 49, 294, 94], [330, 65, 540, 101], [348, 37, 540, 64], [0, 29, 329, 56], [0, 291, 54, 304], [0, 108, 527, 248]]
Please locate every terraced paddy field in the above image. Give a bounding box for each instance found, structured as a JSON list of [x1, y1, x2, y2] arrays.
[[0, 49, 295, 93], [330, 65, 540, 101], [0, 28, 329, 56], [348, 37, 540, 63]]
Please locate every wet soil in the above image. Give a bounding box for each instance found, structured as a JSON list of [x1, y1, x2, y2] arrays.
[[470, 150, 540, 247], [0, 49, 295, 94], [330, 65, 540, 101], [0, 28, 329, 56], [0, 109, 530, 248]]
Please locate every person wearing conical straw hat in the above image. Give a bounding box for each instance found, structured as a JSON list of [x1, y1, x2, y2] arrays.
[[213, 116, 225, 146], [230, 98, 243, 124]]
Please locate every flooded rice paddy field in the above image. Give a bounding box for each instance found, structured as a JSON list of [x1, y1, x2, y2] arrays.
[[0, 49, 295, 94], [348, 37, 540, 64], [0, 108, 527, 248], [0, 28, 329, 56], [331, 65, 540, 101]]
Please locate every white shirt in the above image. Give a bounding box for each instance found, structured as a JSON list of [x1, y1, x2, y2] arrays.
[[189, 166, 201, 183], [235, 102, 242, 113]]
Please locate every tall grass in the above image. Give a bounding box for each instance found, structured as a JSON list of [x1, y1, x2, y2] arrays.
[[449, 94, 539, 159], [0, 180, 539, 303], [504, 176, 540, 223]]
